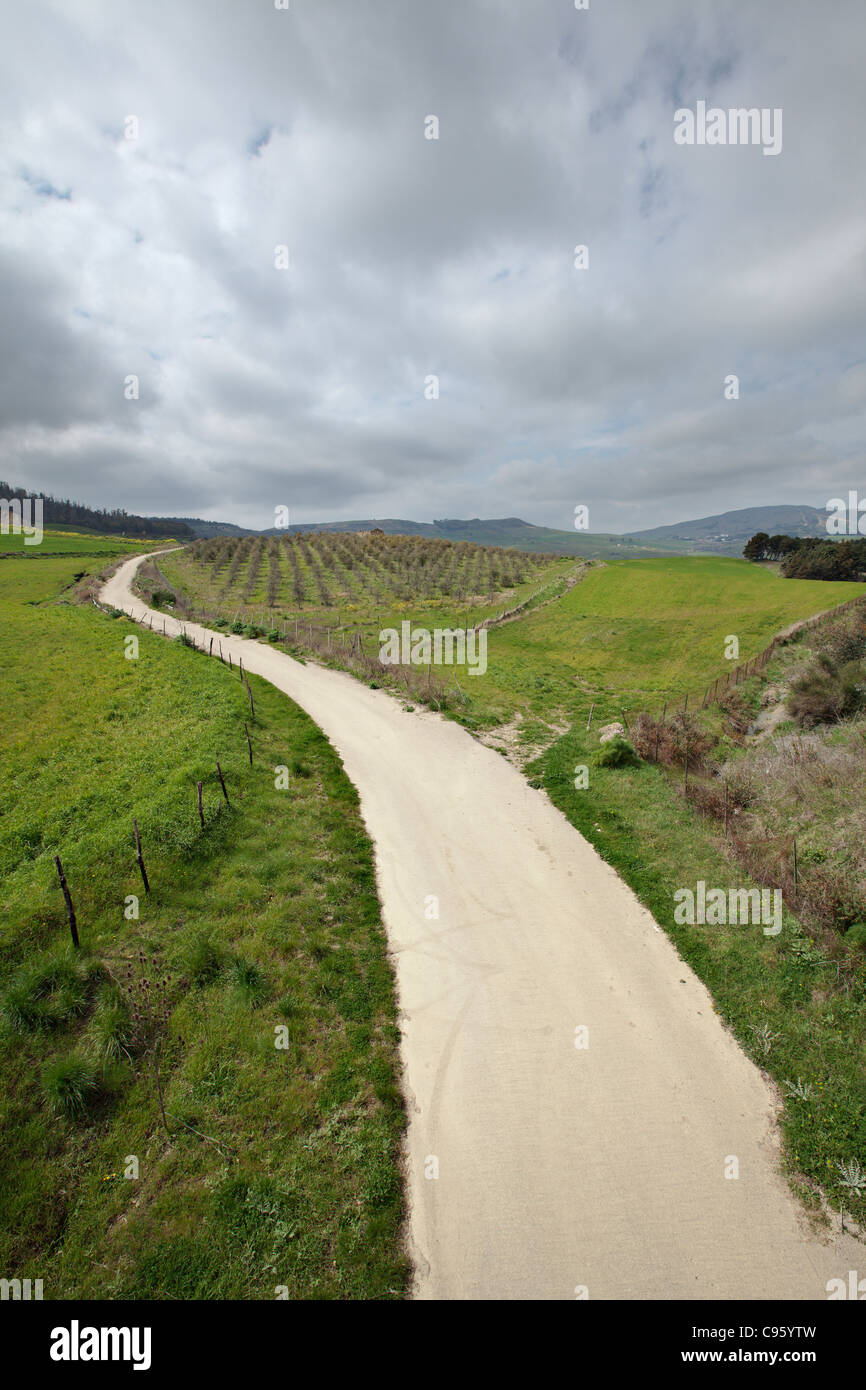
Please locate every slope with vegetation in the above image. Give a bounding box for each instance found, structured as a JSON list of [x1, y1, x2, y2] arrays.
[[0, 552, 407, 1299]]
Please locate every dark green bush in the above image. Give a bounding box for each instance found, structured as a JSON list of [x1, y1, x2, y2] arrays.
[[596, 735, 640, 768]]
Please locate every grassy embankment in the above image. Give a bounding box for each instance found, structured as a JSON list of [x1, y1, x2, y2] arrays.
[[0, 552, 407, 1298]]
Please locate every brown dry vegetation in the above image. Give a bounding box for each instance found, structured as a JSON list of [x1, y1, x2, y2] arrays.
[[631, 604, 866, 967]]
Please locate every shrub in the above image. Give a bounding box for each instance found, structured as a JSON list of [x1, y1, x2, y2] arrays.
[[230, 620, 245, 634], [596, 735, 640, 768], [666, 711, 716, 768], [843, 922, 866, 955], [42, 1052, 100, 1118], [718, 688, 752, 735], [150, 588, 175, 609], [787, 659, 866, 727], [818, 616, 866, 667]]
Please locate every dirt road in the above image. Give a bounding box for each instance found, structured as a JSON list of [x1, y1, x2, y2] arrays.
[[101, 553, 862, 1300]]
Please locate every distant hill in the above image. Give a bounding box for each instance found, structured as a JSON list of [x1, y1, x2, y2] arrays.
[[6, 483, 836, 559], [157, 517, 256, 539], [260, 516, 693, 559], [630, 505, 828, 554]]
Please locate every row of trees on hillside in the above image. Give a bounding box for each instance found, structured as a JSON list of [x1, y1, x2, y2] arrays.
[[744, 532, 866, 580], [0, 481, 194, 538]]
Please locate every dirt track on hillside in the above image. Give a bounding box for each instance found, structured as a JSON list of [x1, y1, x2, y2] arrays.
[[101, 553, 862, 1300]]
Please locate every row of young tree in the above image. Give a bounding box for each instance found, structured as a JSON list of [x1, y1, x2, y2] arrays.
[[743, 531, 866, 580], [0, 481, 194, 538], [185, 529, 555, 608]]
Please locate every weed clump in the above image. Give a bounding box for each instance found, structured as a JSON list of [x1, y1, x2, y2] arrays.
[[3, 952, 94, 1034], [229, 959, 269, 1006], [42, 1052, 101, 1118], [182, 928, 225, 986]]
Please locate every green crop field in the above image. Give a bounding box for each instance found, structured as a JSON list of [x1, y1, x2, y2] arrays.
[[0, 553, 407, 1299]]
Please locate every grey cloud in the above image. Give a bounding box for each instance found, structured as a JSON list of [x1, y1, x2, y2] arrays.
[[0, 0, 863, 531]]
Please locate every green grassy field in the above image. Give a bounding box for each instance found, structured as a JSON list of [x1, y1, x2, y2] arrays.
[[0, 554, 407, 1299], [450, 557, 866, 729], [0, 526, 177, 558]]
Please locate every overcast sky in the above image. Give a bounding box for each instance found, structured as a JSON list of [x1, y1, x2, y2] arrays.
[[1, 0, 864, 532]]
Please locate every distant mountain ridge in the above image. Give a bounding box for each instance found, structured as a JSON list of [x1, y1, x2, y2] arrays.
[[158, 504, 837, 558], [4, 478, 837, 557], [630, 505, 828, 548]]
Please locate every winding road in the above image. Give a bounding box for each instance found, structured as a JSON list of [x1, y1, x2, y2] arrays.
[[101, 552, 862, 1300]]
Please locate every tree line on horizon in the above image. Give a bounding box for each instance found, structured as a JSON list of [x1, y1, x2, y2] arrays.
[[744, 531, 866, 580], [0, 481, 194, 539]]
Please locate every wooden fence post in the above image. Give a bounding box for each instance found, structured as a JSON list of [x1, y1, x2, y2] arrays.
[[133, 818, 150, 893], [216, 761, 230, 804], [244, 722, 253, 764], [586, 703, 595, 731], [54, 855, 79, 948], [197, 782, 205, 829]]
